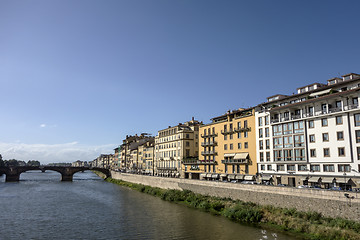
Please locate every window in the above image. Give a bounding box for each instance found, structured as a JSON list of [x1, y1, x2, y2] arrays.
[[265, 139, 270, 149], [267, 165, 272, 171], [274, 150, 282, 161], [322, 133, 329, 142], [261, 165, 265, 171], [237, 132, 241, 138], [259, 128, 263, 138], [259, 140, 263, 150], [355, 114, 360, 126], [266, 152, 270, 161], [336, 116, 343, 125], [224, 135, 227, 140], [229, 123, 233, 131], [338, 147, 345, 156], [295, 149, 305, 161], [294, 121, 304, 133], [244, 131, 248, 138], [244, 120, 248, 128], [244, 142, 248, 148], [335, 100, 342, 109], [337, 131, 344, 141], [224, 144, 227, 150], [298, 165, 307, 171], [237, 122, 241, 129], [353, 97, 358, 106], [338, 164, 351, 172], [308, 120, 314, 128], [310, 149, 316, 157], [323, 148, 330, 157], [229, 144, 233, 150], [265, 128, 269, 137], [265, 116, 269, 125], [277, 164, 285, 171], [321, 118, 328, 127], [323, 164, 335, 172], [238, 143, 242, 149], [287, 165, 295, 171], [273, 137, 283, 148], [273, 125, 282, 136], [310, 165, 320, 172], [356, 130, 360, 143], [283, 149, 293, 161], [259, 152, 264, 162], [283, 123, 293, 135], [186, 141, 190, 147], [186, 134, 190, 139], [258, 117, 263, 126], [309, 134, 315, 143], [283, 136, 293, 148], [230, 134, 233, 140], [357, 147, 360, 160], [294, 135, 304, 147]]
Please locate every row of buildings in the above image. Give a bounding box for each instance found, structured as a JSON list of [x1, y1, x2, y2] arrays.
[[95, 73, 360, 190]]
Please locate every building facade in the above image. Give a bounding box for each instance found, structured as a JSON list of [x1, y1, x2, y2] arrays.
[[154, 118, 201, 178], [186, 108, 257, 181], [255, 73, 360, 189]]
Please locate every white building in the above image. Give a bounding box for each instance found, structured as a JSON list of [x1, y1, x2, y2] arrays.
[[255, 73, 360, 189]]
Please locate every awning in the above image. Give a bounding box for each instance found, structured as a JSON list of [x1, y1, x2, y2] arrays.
[[308, 177, 320, 183], [236, 174, 245, 180], [244, 175, 255, 181], [211, 174, 219, 178], [309, 88, 332, 97], [234, 153, 249, 160], [176, 173, 180, 177], [228, 174, 236, 180], [206, 173, 212, 178], [224, 153, 236, 157], [321, 177, 334, 183], [200, 173, 206, 178], [335, 178, 351, 184], [220, 174, 227, 178], [300, 177, 308, 181], [261, 175, 273, 181]]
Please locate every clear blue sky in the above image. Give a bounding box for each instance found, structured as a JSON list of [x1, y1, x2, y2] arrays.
[[1, 0, 360, 163]]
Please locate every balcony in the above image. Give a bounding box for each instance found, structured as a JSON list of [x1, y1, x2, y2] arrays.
[[157, 167, 177, 171], [234, 127, 251, 133], [201, 133, 218, 138], [201, 141, 218, 147], [201, 151, 217, 156]]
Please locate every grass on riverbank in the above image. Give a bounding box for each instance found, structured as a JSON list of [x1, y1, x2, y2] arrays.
[[106, 178, 360, 240]]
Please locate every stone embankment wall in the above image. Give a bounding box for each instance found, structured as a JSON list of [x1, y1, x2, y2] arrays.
[[110, 171, 360, 221]]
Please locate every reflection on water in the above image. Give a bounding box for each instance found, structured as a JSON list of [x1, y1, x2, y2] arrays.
[[0, 171, 297, 240]]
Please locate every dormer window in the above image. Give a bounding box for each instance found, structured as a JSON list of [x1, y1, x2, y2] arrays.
[[342, 73, 360, 81]]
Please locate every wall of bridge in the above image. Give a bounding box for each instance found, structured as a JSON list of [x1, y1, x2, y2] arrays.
[[110, 171, 360, 221]]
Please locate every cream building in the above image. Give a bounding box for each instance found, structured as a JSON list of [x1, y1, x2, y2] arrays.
[[155, 118, 201, 178]]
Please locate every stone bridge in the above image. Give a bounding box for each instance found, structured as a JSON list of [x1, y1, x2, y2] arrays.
[[0, 166, 111, 182]]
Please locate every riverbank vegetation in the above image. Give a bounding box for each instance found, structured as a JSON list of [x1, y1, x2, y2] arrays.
[[106, 178, 360, 240]]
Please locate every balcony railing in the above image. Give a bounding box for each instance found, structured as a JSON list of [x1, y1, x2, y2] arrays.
[[271, 104, 360, 124], [234, 127, 251, 133], [201, 141, 218, 147], [221, 159, 248, 164], [201, 133, 218, 138], [201, 151, 217, 156]]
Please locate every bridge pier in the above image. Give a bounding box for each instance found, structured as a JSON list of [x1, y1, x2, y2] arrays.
[[61, 174, 73, 181], [6, 174, 20, 182]]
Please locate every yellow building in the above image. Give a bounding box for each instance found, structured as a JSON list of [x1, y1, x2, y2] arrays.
[[195, 108, 257, 181]]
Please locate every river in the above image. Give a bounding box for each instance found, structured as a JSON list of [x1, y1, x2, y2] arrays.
[[0, 171, 299, 240]]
